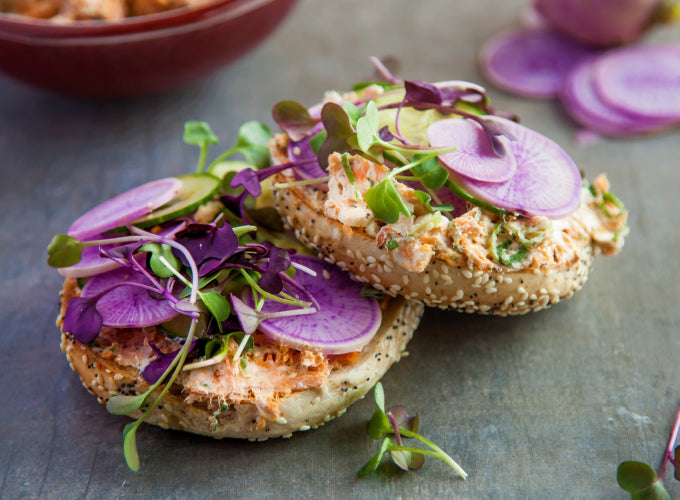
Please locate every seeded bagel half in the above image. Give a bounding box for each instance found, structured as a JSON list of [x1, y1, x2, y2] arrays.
[[271, 139, 627, 315], [58, 277, 424, 440]]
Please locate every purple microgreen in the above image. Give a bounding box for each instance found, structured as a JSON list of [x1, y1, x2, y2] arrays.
[[272, 100, 318, 141], [230, 295, 261, 335], [360, 382, 468, 479], [141, 339, 197, 384], [230, 292, 317, 336], [378, 126, 394, 142], [173, 222, 239, 275], [404, 80, 444, 109], [62, 296, 103, 344], [230, 168, 263, 198], [364, 179, 413, 224], [257, 247, 291, 295], [369, 56, 400, 84], [140, 243, 182, 279], [183, 121, 219, 173], [318, 102, 359, 169], [617, 399, 680, 499], [118, 317, 199, 471], [47, 234, 84, 268]]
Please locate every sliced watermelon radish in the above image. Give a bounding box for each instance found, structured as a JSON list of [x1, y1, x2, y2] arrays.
[[591, 44, 680, 122], [442, 117, 582, 219], [427, 118, 517, 183], [81, 265, 178, 328], [561, 57, 675, 137], [58, 244, 122, 278], [479, 28, 595, 99], [68, 178, 181, 241], [253, 255, 381, 354]]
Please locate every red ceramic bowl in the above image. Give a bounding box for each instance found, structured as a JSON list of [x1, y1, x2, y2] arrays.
[[0, 0, 298, 96]]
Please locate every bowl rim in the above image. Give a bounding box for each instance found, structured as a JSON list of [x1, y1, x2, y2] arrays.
[[0, 0, 288, 44], [0, 0, 277, 37]]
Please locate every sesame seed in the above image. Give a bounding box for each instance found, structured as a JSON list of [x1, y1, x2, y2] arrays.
[[346, 249, 355, 259], [323, 269, 330, 280], [504, 295, 514, 305], [276, 417, 288, 425], [402, 275, 410, 285], [423, 274, 430, 284], [114, 373, 124, 382], [367, 255, 376, 264], [371, 274, 382, 283], [81, 355, 87, 364], [462, 269, 473, 279]]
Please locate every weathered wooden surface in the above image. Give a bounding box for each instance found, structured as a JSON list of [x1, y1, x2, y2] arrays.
[[1, 1, 679, 497]]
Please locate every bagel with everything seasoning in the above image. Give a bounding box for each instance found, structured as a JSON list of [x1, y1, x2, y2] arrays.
[[58, 277, 423, 440], [269, 62, 628, 315], [46, 119, 425, 470]]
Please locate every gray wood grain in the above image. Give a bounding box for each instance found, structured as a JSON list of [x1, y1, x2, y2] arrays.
[[1, 0, 679, 498]]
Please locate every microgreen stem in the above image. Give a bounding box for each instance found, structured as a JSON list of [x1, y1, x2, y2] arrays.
[[399, 429, 468, 479], [659, 400, 680, 477], [233, 225, 257, 238], [207, 146, 238, 171], [239, 269, 312, 308]]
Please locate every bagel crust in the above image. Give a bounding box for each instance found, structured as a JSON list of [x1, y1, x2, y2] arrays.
[[271, 138, 627, 315], [58, 278, 424, 440]]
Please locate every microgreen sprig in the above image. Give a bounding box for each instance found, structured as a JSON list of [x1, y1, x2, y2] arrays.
[[617, 400, 680, 499], [358, 382, 467, 479]]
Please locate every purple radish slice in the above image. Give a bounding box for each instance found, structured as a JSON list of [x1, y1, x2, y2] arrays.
[[452, 117, 582, 219], [68, 178, 182, 241], [253, 254, 381, 355], [591, 44, 680, 122], [81, 264, 178, 328], [427, 118, 518, 183], [561, 57, 675, 137], [59, 243, 122, 278], [479, 28, 595, 99]]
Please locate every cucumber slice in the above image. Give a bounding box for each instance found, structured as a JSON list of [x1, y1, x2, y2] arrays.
[[208, 160, 254, 181], [133, 173, 221, 228], [159, 314, 205, 338]]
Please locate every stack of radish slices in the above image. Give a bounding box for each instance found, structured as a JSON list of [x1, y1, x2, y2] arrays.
[[480, 28, 680, 139]]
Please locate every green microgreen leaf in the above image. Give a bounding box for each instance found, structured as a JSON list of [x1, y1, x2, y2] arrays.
[[343, 102, 362, 127], [358, 437, 392, 478], [106, 392, 151, 416], [617, 461, 670, 499], [409, 156, 449, 190], [386, 240, 399, 250], [445, 179, 510, 217], [365, 179, 412, 224], [200, 291, 231, 331], [309, 130, 326, 154], [122, 422, 141, 472], [360, 382, 468, 479], [233, 121, 273, 169], [184, 121, 219, 173], [413, 191, 454, 213], [141, 243, 182, 278], [47, 234, 84, 268]]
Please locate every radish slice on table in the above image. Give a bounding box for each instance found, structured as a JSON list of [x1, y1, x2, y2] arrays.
[[479, 28, 595, 99], [254, 255, 381, 355], [591, 45, 680, 122], [68, 178, 181, 241], [81, 265, 178, 328], [561, 57, 675, 137], [428, 118, 518, 182], [447, 117, 582, 219]]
